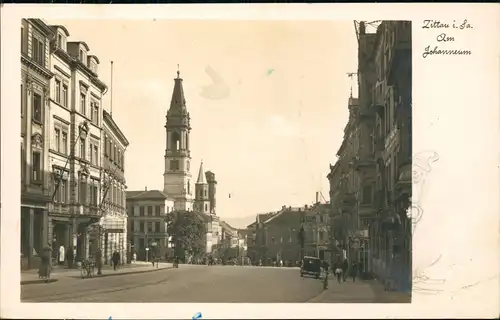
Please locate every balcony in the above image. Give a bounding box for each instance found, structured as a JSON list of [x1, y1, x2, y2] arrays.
[[76, 204, 102, 218], [48, 203, 70, 215], [351, 155, 376, 171], [372, 81, 386, 117], [396, 162, 412, 198]]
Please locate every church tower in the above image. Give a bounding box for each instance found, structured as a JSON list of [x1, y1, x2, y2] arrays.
[[194, 161, 211, 214], [163, 69, 193, 211]]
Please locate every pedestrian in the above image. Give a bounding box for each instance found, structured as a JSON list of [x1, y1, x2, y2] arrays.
[[342, 259, 349, 282], [95, 248, 103, 275], [133, 252, 137, 264], [335, 264, 342, 284], [58, 245, 65, 265], [112, 251, 119, 271], [351, 261, 358, 282], [66, 246, 74, 269]]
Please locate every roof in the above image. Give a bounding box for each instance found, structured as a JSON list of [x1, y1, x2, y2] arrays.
[[126, 190, 167, 200], [220, 220, 237, 232], [196, 161, 207, 184], [167, 70, 188, 117], [103, 110, 130, 147]]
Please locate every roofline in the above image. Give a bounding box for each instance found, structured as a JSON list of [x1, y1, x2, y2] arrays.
[[88, 55, 101, 65], [68, 41, 90, 51], [50, 25, 70, 37], [29, 19, 55, 37], [103, 110, 130, 147], [126, 190, 167, 200]]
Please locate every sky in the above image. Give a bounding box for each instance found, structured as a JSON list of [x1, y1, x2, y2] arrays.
[[52, 19, 359, 224]]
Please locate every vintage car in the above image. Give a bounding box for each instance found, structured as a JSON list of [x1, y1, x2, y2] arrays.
[[300, 256, 321, 278]]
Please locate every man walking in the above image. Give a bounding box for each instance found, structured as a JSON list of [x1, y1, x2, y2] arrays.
[[342, 259, 349, 282], [351, 261, 358, 282]]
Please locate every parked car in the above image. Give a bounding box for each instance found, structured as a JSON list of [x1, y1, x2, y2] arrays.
[[300, 256, 321, 279]]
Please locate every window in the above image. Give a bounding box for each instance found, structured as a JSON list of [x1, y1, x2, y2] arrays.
[[79, 138, 85, 159], [187, 181, 190, 194], [89, 144, 93, 164], [147, 206, 153, 216], [32, 151, 41, 182], [60, 179, 67, 203], [140, 206, 145, 216], [80, 93, 86, 115], [139, 222, 145, 232], [104, 136, 108, 157], [139, 237, 144, 248], [21, 84, 24, 116], [170, 160, 179, 171], [32, 93, 42, 123], [79, 177, 87, 204], [62, 85, 68, 107], [187, 161, 190, 171], [32, 36, 45, 66], [155, 221, 160, 232], [61, 132, 68, 154], [155, 205, 161, 215], [110, 143, 114, 161], [54, 128, 60, 152], [79, 49, 84, 62], [205, 204, 208, 211], [319, 231, 324, 241], [21, 27, 25, 53], [90, 101, 99, 125], [147, 222, 153, 232], [362, 185, 373, 205], [89, 181, 98, 206], [57, 34, 63, 48], [93, 145, 98, 165], [204, 190, 207, 197], [55, 79, 61, 103]]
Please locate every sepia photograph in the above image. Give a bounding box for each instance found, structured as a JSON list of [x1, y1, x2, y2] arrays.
[[19, 18, 412, 303]]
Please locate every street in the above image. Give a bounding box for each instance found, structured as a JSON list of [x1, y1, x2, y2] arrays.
[[21, 264, 404, 303]]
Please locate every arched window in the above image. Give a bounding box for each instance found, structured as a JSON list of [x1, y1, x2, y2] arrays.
[[204, 189, 207, 197], [171, 131, 180, 151], [205, 204, 208, 212]]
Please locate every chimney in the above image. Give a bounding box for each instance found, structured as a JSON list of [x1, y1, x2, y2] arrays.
[[359, 21, 366, 35], [315, 192, 319, 204], [145, 186, 147, 191]]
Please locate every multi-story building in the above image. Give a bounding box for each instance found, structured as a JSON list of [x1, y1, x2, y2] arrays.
[[126, 189, 175, 261], [327, 162, 345, 262], [330, 21, 412, 290], [163, 70, 194, 212], [100, 110, 129, 264], [249, 207, 303, 266], [20, 18, 54, 270], [46, 27, 108, 262], [205, 171, 217, 214], [303, 202, 331, 261]]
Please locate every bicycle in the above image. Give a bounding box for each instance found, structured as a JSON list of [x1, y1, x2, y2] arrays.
[[80, 259, 95, 279]]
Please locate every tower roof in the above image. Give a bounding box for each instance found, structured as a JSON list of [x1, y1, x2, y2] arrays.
[[166, 68, 190, 127], [196, 160, 207, 184]]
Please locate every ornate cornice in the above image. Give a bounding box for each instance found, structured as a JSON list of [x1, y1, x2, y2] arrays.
[[21, 54, 54, 80]]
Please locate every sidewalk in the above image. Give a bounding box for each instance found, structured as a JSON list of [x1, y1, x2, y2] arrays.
[[308, 278, 411, 303], [21, 261, 172, 285]]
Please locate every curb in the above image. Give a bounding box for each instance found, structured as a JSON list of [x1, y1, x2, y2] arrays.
[[68, 266, 173, 279], [21, 267, 173, 285], [21, 278, 59, 285]]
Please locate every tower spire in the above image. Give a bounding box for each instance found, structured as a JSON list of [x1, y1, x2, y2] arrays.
[[177, 64, 180, 79], [196, 160, 207, 184]]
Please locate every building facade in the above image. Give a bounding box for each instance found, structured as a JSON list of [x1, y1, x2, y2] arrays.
[[249, 207, 303, 266], [126, 189, 175, 261], [47, 28, 108, 263], [163, 71, 194, 211], [329, 21, 412, 290], [99, 110, 129, 264], [20, 18, 54, 270], [303, 203, 331, 261]]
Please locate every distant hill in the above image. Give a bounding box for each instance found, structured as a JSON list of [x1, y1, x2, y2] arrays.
[[219, 215, 256, 229]]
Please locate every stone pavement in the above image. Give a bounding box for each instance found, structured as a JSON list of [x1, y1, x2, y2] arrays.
[[308, 278, 411, 303], [21, 261, 172, 285]]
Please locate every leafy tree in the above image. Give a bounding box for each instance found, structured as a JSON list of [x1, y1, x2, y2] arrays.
[[165, 210, 206, 261]]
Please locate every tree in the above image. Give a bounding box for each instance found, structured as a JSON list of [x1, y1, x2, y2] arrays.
[[165, 210, 206, 261]]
